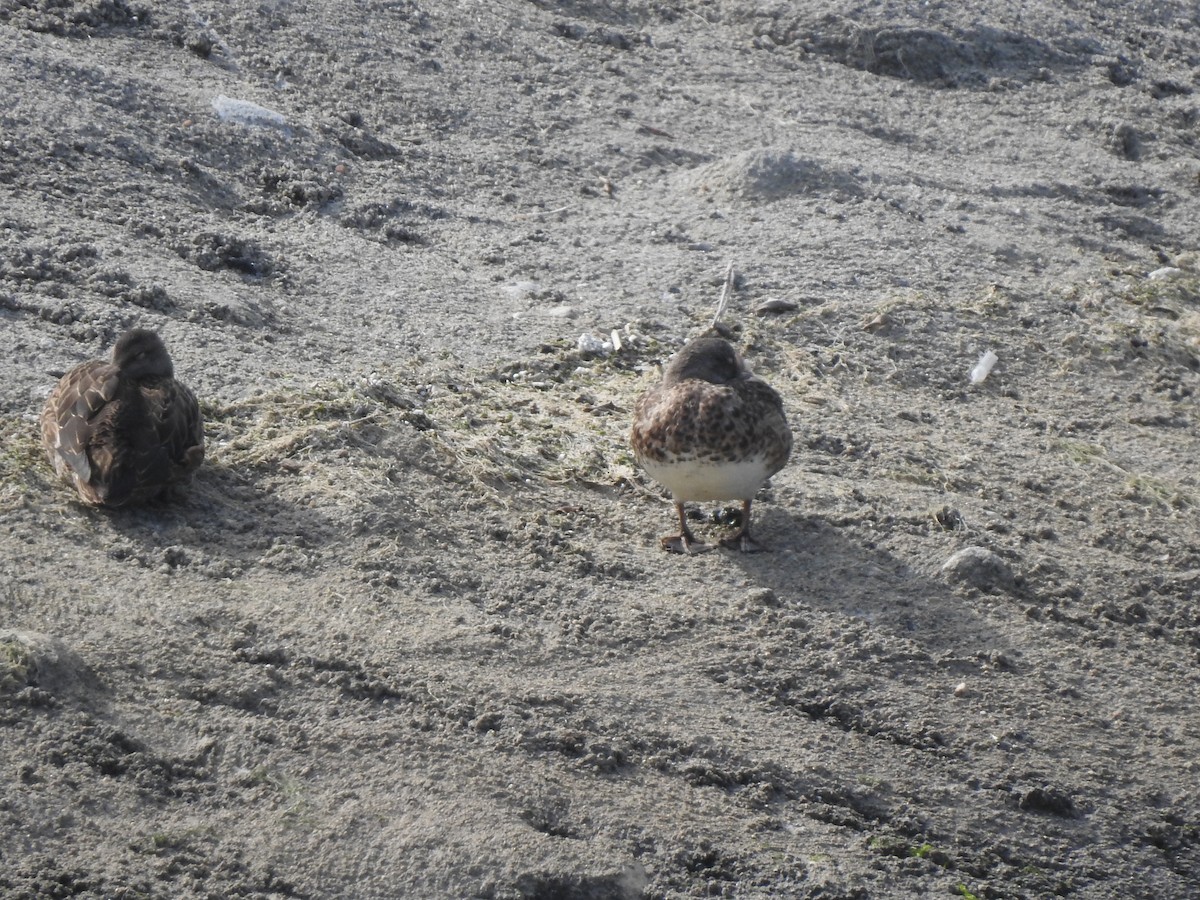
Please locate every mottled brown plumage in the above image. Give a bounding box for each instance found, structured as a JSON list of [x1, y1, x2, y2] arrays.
[[40, 329, 205, 506], [631, 329, 791, 553]]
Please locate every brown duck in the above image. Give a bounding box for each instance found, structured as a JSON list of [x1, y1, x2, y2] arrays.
[[631, 328, 792, 554], [40, 329, 205, 506]]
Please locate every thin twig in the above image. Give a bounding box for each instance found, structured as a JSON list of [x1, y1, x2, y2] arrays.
[[712, 262, 735, 327]]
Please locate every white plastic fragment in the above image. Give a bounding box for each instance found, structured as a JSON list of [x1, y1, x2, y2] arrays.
[[610, 329, 622, 352], [970, 350, 998, 384], [1147, 266, 1183, 281], [212, 95, 288, 130]]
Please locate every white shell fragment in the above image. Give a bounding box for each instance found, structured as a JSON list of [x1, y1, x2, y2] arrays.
[[970, 350, 998, 384], [212, 95, 289, 130]]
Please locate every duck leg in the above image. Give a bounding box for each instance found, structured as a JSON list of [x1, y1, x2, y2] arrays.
[[661, 501, 711, 554]]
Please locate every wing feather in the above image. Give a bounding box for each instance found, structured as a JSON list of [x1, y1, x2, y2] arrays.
[[40, 361, 120, 491]]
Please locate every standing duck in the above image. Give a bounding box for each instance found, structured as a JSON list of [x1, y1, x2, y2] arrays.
[[631, 271, 792, 553]]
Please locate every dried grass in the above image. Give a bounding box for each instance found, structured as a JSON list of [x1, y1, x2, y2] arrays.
[[202, 342, 655, 497], [0, 414, 52, 509]]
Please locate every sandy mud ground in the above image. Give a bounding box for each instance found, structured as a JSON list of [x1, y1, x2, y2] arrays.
[[2, 1, 1200, 897]]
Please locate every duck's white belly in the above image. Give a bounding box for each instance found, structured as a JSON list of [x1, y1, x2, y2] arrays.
[[643, 455, 772, 502]]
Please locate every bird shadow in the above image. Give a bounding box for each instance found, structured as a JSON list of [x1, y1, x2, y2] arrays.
[[82, 460, 336, 578], [729, 503, 1014, 662]]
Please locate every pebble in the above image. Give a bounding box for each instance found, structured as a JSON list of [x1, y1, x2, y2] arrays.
[[754, 298, 798, 315]]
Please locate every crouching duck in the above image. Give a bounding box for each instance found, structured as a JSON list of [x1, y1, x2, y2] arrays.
[[40, 328, 205, 506]]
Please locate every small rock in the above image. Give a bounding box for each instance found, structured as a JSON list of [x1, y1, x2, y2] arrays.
[[754, 298, 798, 315], [953, 681, 969, 697], [940, 546, 1016, 592]]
